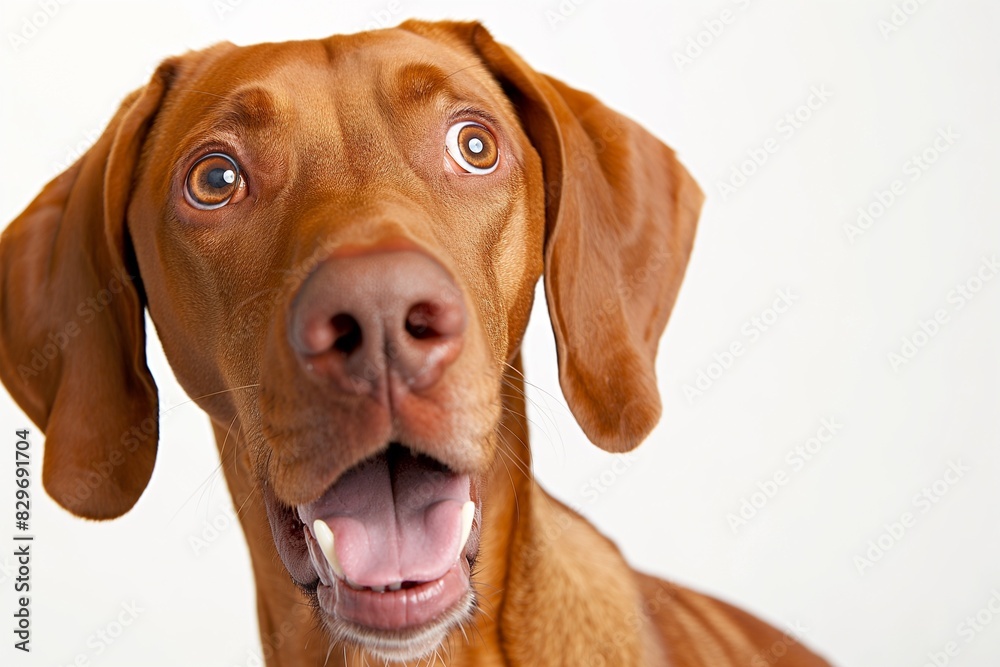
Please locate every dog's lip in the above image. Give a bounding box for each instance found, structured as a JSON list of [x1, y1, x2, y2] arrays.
[[317, 558, 474, 633]]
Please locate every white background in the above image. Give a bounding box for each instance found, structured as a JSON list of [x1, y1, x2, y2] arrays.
[[1, 1, 998, 665]]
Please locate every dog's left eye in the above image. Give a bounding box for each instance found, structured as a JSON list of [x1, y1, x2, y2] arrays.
[[445, 122, 499, 174], [185, 153, 246, 209]]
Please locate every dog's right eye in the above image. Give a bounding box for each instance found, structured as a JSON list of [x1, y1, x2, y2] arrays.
[[185, 153, 246, 210]]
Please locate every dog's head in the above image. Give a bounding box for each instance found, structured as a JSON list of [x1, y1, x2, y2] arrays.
[[0, 21, 701, 661]]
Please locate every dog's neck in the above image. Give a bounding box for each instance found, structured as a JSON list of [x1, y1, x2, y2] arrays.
[[214, 354, 658, 666]]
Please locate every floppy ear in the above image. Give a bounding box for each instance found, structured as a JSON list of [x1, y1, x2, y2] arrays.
[[405, 21, 703, 452], [0, 62, 177, 519]]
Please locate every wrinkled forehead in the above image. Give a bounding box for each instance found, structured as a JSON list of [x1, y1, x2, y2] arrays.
[[161, 29, 515, 153]]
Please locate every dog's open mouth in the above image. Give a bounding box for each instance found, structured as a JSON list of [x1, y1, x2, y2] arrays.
[[279, 443, 480, 655]]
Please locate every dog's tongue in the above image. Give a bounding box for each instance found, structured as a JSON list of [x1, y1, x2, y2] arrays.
[[298, 448, 470, 587]]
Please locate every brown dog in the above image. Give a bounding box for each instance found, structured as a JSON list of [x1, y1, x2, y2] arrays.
[[0, 20, 831, 666]]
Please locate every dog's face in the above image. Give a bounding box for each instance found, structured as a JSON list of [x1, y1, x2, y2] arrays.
[[0, 20, 701, 662], [133, 26, 543, 656]]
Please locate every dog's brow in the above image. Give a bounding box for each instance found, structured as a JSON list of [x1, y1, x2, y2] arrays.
[[215, 86, 282, 130], [389, 63, 457, 104]]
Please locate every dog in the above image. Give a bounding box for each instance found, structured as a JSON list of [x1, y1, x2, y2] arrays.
[[0, 20, 831, 666]]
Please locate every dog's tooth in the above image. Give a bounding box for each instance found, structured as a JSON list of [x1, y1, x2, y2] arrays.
[[456, 500, 475, 560], [388, 582, 402, 591], [312, 519, 345, 579]]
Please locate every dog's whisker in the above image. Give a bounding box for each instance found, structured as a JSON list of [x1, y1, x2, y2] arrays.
[[490, 433, 523, 519], [166, 461, 227, 524], [193, 414, 247, 515], [218, 411, 241, 460], [496, 374, 565, 455], [495, 394, 556, 456], [465, 617, 490, 651], [470, 590, 502, 622], [498, 363, 570, 442], [496, 395, 548, 440], [232, 482, 260, 520], [493, 450, 524, 524], [322, 637, 335, 667], [502, 360, 569, 411], [472, 601, 497, 625], [495, 421, 533, 478], [160, 383, 261, 415], [495, 417, 533, 475], [497, 443, 532, 484]]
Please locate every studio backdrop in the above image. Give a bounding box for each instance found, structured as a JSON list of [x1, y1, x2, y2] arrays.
[[0, 1, 997, 666]]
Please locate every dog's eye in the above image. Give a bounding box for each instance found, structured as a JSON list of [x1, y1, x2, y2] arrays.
[[445, 122, 499, 174], [185, 153, 246, 209]]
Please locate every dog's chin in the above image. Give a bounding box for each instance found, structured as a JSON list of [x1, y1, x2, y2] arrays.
[[306, 528, 480, 662], [264, 443, 482, 662]]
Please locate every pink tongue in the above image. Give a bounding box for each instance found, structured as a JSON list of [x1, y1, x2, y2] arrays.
[[298, 449, 470, 587]]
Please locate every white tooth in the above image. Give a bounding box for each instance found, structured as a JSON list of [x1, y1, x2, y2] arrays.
[[456, 501, 475, 560], [371, 586, 385, 593], [312, 520, 345, 579], [388, 582, 402, 591]]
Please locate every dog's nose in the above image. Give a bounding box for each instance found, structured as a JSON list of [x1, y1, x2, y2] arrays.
[[289, 249, 466, 394]]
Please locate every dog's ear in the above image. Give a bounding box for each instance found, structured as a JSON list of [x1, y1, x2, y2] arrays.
[[405, 21, 703, 452], [0, 61, 181, 519]]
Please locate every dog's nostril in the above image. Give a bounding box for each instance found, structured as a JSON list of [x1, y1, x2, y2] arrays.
[[330, 314, 362, 353], [405, 302, 443, 340], [291, 251, 465, 390]]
